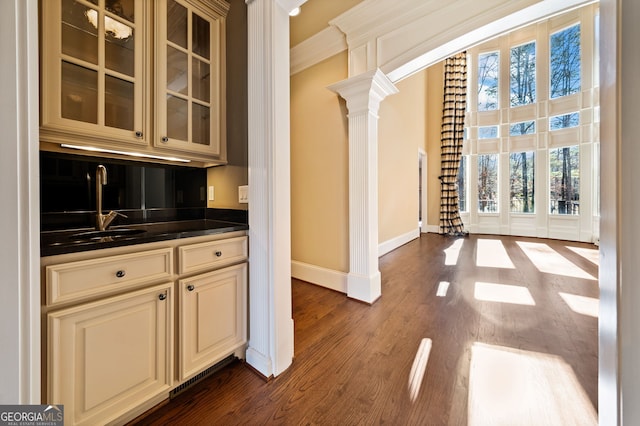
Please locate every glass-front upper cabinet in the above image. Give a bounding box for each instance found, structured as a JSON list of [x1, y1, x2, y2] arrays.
[[41, 0, 147, 146], [156, 0, 226, 158]]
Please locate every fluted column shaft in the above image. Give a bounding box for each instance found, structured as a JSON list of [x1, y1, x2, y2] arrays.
[[329, 69, 398, 303]]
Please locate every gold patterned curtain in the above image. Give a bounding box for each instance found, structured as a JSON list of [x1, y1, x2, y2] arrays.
[[439, 52, 467, 236]]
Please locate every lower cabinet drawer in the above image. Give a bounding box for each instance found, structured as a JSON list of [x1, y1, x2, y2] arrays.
[[45, 248, 173, 306], [178, 236, 247, 275]]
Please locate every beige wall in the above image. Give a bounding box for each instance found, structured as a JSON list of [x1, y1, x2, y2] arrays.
[[290, 53, 350, 272], [207, 0, 248, 210], [289, 0, 363, 47], [378, 70, 428, 243], [426, 62, 444, 229]]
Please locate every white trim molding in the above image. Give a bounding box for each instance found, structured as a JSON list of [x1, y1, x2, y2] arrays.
[[291, 261, 348, 293], [290, 26, 347, 75], [378, 228, 420, 257], [0, 0, 41, 403]]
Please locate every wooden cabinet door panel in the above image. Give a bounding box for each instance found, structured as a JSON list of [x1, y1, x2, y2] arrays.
[[48, 283, 173, 426]]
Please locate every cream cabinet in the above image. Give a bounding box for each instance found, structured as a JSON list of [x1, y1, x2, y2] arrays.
[[155, 0, 226, 158], [47, 282, 173, 426], [41, 231, 248, 425], [179, 263, 247, 381], [40, 0, 149, 147], [40, 0, 228, 164]]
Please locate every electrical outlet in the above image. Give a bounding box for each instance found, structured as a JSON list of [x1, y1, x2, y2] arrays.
[[208, 186, 215, 201], [238, 185, 248, 204]]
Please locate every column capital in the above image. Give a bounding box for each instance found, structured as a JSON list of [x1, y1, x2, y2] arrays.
[[328, 69, 398, 116], [245, 0, 307, 16]]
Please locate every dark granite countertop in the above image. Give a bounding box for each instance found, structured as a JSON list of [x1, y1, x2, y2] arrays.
[[41, 219, 249, 257]]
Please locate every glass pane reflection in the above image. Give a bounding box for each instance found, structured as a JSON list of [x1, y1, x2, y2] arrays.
[[167, 95, 188, 141], [105, 75, 134, 130], [62, 0, 98, 64], [192, 103, 210, 146], [167, 46, 188, 94], [167, 0, 187, 48], [192, 13, 210, 59], [192, 58, 210, 102], [62, 61, 98, 124]]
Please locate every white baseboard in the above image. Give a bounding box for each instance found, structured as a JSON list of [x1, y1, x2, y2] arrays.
[[378, 228, 420, 256], [291, 261, 348, 293], [424, 225, 439, 234]]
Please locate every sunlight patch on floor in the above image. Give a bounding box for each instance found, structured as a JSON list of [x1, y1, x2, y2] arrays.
[[516, 241, 596, 280], [476, 239, 515, 269], [436, 281, 450, 297], [444, 239, 464, 266], [408, 338, 432, 402], [559, 292, 599, 318], [566, 245, 600, 266], [474, 282, 535, 306], [468, 342, 597, 426]]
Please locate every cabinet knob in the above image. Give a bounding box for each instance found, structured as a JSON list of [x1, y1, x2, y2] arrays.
[[215, 251, 222, 257], [187, 284, 195, 292], [135, 131, 143, 138], [116, 270, 126, 278], [161, 136, 169, 143], [158, 293, 167, 301]]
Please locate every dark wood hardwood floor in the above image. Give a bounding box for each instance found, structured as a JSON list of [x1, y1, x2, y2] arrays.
[[131, 233, 599, 425]]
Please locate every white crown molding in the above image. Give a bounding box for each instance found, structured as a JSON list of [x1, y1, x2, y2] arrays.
[[290, 26, 347, 75]]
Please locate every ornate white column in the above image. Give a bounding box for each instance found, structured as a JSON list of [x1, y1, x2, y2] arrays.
[[245, 0, 304, 378], [329, 69, 398, 303]]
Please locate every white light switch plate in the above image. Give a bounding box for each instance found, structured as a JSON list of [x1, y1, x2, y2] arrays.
[[208, 186, 215, 201], [238, 185, 248, 204]]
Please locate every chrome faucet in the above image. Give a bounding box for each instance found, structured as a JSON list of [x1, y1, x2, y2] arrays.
[[95, 165, 126, 231]]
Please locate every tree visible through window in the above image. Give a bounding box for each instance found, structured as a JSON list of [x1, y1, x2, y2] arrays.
[[478, 154, 498, 213], [550, 24, 581, 99], [550, 146, 579, 215], [510, 151, 535, 213], [510, 41, 536, 107], [458, 155, 467, 212], [477, 52, 499, 111]]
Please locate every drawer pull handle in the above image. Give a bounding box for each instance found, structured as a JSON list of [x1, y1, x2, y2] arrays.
[[116, 270, 126, 278], [215, 251, 222, 257], [161, 136, 169, 143], [135, 131, 143, 138], [187, 284, 195, 292], [158, 293, 167, 301]]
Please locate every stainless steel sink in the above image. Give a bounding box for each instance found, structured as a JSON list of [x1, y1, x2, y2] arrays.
[[69, 228, 147, 240]]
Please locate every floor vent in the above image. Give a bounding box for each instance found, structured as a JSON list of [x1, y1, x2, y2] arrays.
[[170, 355, 236, 399]]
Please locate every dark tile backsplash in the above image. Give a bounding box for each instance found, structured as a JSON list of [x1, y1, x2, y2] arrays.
[[40, 152, 248, 231]]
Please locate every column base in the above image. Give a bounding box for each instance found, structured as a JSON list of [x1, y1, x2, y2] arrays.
[[347, 271, 382, 304], [245, 346, 273, 379]]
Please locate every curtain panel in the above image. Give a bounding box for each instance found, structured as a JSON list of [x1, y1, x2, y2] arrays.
[[439, 52, 467, 236]]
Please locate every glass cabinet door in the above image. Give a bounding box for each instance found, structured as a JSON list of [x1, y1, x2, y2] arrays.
[[42, 0, 145, 144], [157, 0, 223, 157]]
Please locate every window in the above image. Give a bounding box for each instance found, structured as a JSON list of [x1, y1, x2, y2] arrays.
[[510, 121, 535, 136], [510, 41, 536, 107], [478, 154, 498, 213], [549, 112, 579, 130], [478, 126, 499, 139], [550, 24, 581, 99], [458, 156, 467, 212], [510, 151, 535, 213], [477, 52, 499, 111], [549, 146, 580, 215]]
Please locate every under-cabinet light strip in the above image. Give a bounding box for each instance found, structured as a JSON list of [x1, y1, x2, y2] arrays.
[[60, 144, 191, 163]]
